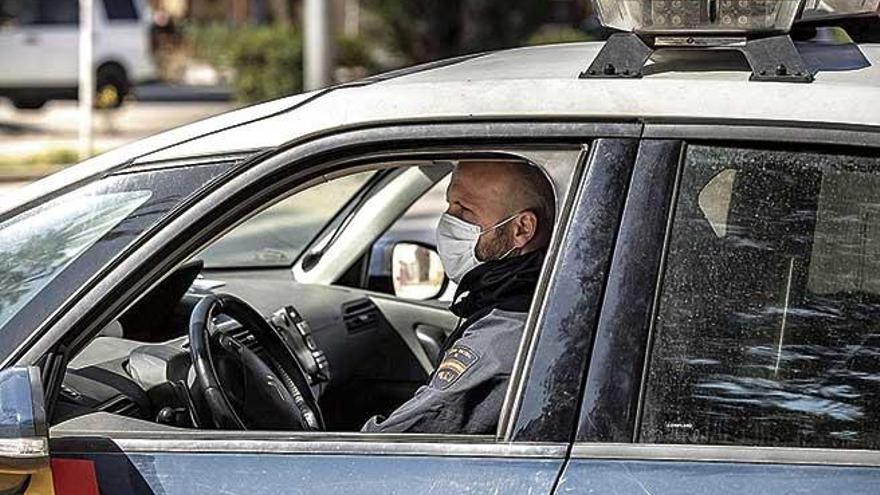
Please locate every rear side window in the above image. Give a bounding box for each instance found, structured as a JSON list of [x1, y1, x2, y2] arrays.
[[102, 0, 137, 20], [641, 145, 880, 450]]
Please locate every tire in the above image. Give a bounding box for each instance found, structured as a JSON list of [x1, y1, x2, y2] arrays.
[[95, 64, 130, 109], [11, 98, 47, 110]]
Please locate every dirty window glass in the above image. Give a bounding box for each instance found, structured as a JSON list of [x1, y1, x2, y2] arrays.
[[641, 145, 880, 449], [198, 172, 373, 268], [0, 186, 151, 331]]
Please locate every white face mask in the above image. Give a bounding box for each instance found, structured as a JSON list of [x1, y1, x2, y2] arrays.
[[435, 212, 518, 284]]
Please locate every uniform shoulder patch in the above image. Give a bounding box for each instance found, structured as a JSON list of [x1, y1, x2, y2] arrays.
[[431, 344, 479, 390]]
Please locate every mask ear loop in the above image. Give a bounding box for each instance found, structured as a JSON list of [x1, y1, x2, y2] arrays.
[[479, 210, 522, 235], [481, 210, 526, 260], [499, 245, 519, 260]]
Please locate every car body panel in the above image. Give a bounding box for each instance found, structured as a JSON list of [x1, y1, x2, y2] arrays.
[[49, 449, 563, 495], [556, 459, 880, 495], [139, 42, 880, 162], [49, 417, 569, 493]]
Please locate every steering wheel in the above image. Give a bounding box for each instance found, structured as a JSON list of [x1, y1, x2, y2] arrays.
[[188, 293, 324, 431]]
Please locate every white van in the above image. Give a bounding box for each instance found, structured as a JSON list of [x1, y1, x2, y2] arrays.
[[0, 0, 157, 109]]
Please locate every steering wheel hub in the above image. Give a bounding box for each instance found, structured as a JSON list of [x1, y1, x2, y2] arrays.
[[188, 293, 324, 431]]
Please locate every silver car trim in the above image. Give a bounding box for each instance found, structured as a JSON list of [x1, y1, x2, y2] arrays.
[[53, 431, 566, 458], [643, 121, 880, 147], [571, 443, 880, 467]]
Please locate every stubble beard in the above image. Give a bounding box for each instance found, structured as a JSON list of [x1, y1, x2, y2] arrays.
[[475, 223, 517, 262]]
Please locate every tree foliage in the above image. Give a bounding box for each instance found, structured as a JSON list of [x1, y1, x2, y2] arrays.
[[364, 0, 550, 63]]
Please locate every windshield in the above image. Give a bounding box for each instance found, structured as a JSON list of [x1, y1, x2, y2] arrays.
[[198, 171, 373, 268], [0, 185, 151, 330]]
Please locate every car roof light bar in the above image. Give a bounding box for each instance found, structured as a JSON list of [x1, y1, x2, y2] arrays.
[[580, 32, 814, 82], [578, 0, 880, 82], [591, 0, 880, 35], [593, 0, 805, 35]]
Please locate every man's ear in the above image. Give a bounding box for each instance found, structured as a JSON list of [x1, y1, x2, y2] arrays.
[[512, 211, 538, 249]]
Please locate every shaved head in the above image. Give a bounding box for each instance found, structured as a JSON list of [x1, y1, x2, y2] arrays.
[[445, 160, 556, 259]]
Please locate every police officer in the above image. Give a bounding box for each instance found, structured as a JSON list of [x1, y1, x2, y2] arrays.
[[362, 159, 556, 433]]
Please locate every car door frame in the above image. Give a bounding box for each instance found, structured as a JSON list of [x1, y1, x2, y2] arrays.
[[11, 120, 640, 491], [558, 120, 880, 495]]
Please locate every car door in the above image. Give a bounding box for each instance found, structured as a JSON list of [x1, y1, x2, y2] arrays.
[[38, 124, 641, 494], [555, 129, 880, 494]]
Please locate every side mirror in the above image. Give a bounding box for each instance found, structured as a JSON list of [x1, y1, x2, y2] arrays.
[[0, 367, 48, 475], [391, 242, 447, 300]]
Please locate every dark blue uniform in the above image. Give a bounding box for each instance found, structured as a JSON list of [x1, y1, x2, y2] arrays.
[[362, 310, 526, 434]]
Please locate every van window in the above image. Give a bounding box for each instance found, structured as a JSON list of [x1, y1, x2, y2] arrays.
[[0, 0, 26, 25], [103, 0, 138, 20], [31, 0, 79, 25]]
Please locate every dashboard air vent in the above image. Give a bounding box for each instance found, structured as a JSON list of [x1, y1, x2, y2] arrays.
[[342, 299, 380, 334]]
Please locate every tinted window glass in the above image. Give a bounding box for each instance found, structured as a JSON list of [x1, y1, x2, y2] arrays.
[[198, 172, 373, 268], [102, 0, 137, 20], [641, 145, 880, 450]]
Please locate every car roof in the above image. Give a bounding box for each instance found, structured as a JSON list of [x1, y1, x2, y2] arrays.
[[139, 40, 880, 161], [385, 41, 880, 86], [5, 39, 880, 213]]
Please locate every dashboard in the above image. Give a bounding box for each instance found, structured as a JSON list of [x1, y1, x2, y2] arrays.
[[52, 262, 441, 430]]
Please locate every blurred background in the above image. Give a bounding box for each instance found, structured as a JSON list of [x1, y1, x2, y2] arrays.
[[0, 0, 611, 192]]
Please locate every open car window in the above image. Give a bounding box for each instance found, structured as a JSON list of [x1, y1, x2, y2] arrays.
[[197, 171, 374, 269]]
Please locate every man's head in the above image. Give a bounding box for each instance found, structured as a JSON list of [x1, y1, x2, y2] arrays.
[[444, 160, 555, 262]]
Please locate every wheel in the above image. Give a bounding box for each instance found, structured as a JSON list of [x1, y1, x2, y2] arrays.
[[11, 97, 47, 110], [95, 64, 129, 109]]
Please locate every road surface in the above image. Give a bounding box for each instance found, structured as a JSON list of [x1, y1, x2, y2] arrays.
[[0, 89, 236, 158]]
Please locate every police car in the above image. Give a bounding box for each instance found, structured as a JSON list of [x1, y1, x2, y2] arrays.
[[1, 0, 879, 493]]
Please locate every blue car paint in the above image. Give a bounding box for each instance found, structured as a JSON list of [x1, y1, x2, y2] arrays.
[[555, 460, 880, 494], [74, 452, 562, 495]]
